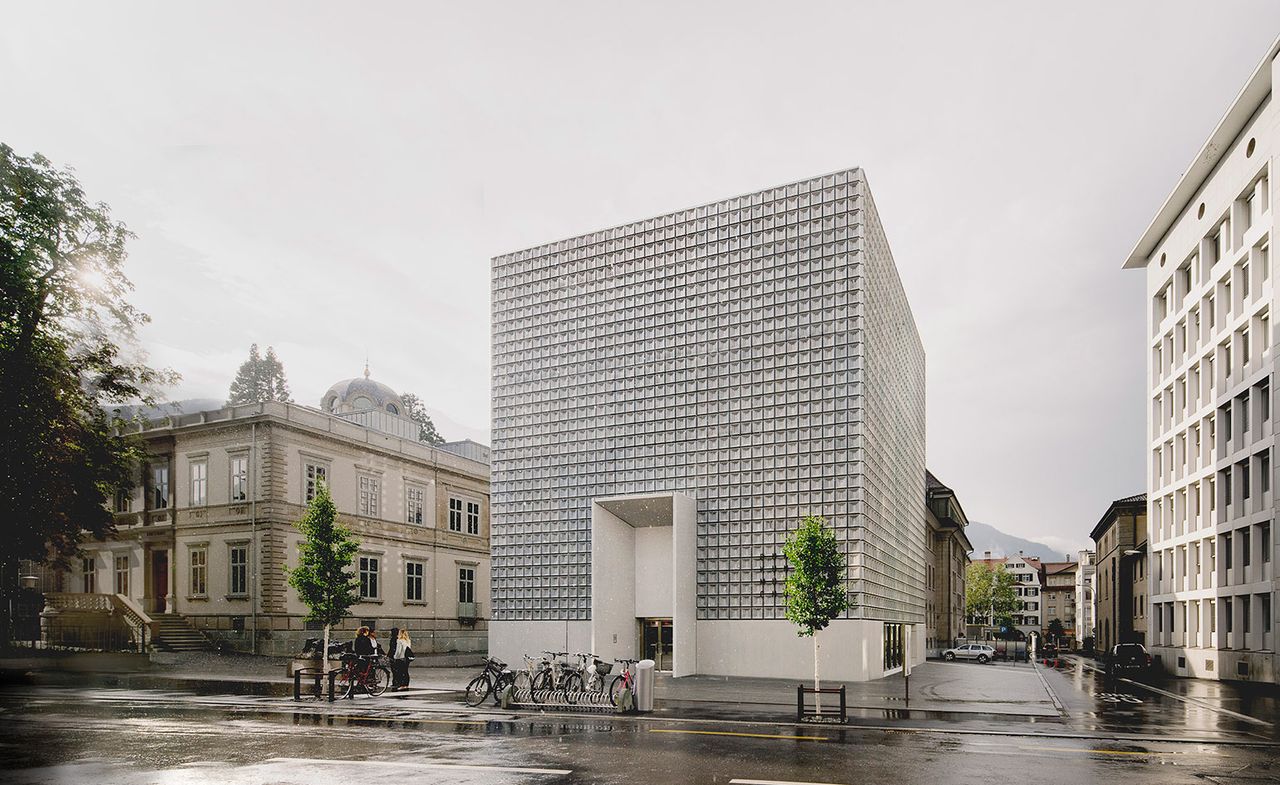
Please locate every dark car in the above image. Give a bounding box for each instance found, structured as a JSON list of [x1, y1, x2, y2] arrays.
[[1105, 643, 1151, 675]]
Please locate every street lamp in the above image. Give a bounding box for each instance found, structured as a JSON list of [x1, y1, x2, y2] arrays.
[[18, 575, 38, 590]]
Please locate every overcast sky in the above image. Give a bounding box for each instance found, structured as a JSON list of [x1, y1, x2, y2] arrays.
[[5, 2, 1279, 554]]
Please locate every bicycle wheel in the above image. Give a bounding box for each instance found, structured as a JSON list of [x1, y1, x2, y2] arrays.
[[491, 672, 514, 705], [561, 671, 583, 703], [531, 669, 553, 702], [367, 666, 391, 697], [338, 667, 357, 699], [609, 674, 625, 703], [464, 674, 492, 707]]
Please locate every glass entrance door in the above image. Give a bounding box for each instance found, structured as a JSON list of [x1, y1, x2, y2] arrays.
[[641, 618, 673, 671]]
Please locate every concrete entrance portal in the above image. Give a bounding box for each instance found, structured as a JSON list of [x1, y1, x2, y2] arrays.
[[590, 492, 696, 677]]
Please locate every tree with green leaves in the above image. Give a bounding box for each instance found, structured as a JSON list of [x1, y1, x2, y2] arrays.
[[226, 343, 292, 405], [0, 143, 172, 642], [782, 515, 850, 714], [1046, 617, 1066, 647], [400, 392, 445, 445], [965, 562, 1019, 632], [285, 482, 360, 666]]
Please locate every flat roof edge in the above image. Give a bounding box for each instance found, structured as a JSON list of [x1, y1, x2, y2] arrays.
[[1123, 35, 1280, 270]]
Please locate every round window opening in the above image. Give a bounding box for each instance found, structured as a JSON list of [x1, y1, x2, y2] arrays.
[[353, 395, 374, 410], [1197, 203, 1205, 219], [386, 403, 399, 415], [1247, 138, 1257, 157]]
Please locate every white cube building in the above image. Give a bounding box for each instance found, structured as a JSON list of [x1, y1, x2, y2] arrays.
[[1125, 38, 1279, 682], [490, 168, 927, 681]]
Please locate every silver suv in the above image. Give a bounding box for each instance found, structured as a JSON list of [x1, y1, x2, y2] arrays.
[[942, 643, 994, 663]]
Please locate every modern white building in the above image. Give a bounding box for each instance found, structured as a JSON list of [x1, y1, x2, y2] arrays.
[[1125, 36, 1279, 682], [1074, 549, 1096, 647], [490, 168, 928, 681]]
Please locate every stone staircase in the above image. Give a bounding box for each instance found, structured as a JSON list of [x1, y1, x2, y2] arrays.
[[152, 614, 214, 652]]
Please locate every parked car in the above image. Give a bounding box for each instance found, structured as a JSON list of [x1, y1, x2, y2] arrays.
[[1105, 643, 1152, 675], [942, 643, 995, 663]]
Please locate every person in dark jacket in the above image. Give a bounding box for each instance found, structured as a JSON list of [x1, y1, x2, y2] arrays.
[[390, 629, 414, 690], [353, 626, 375, 656]]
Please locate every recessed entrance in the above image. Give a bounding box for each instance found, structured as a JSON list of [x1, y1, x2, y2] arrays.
[[641, 618, 674, 671], [589, 492, 696, 676]]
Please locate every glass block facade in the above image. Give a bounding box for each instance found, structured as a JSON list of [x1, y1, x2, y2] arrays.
[[491, 168, 927, 626]]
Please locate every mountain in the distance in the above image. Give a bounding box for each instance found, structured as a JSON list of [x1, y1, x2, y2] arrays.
[[965, 521, 1066, 562]]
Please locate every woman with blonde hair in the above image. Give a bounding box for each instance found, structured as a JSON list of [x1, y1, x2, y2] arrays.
[[390, 628, 414, 690]]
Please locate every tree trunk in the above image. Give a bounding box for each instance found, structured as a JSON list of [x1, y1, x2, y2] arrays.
[[322, 624, 331, 673], [813, 631, 821, 715]]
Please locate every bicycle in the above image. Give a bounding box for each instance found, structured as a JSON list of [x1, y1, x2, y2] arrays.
[[337, 654, 390, 698], [530, 651, 577, 702], [464, 657, 513, 707], [609, 658, 640, 705], [513, 653, 551, 704], [564, 652, 611, 694]]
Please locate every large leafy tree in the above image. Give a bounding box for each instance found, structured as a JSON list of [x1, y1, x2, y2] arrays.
[[285, 482, 360, 667], [226, 343, 291, 404], [0, 143, 171, 640], [400, 392, 445, 445], [782, 515, 850, 713], [965, 562, 1019, 631]]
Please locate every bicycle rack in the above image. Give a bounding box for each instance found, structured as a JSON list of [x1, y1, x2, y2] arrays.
[[499, 686, 625, 713]]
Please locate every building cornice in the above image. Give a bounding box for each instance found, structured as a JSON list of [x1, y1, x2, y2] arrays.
[[1123, 35, 1280, 269]]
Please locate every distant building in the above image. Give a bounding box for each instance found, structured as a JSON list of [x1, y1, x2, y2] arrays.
[[1042, 561, 1078, 646], [55, 372, 491, 656], [972, 551, 1044, 639], [1090, 493, 1148, 653], [925, 471, 972, 656], [1074, 549, 1097, 647], [1124, 34, 1278, 683]]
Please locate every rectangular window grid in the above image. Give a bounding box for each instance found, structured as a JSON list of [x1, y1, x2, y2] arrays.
[[230, 455, 248, 502], [190, 548, 207, 596], [229, 545, 248, 596], [406, 560, 424, 602], [305, 462, 328, 503], [406, 485, 425, 525], [359, 476, 380, 517], [359, 555, 380, 599], [449, 498, 464, 532], [190, 461, 207, 506]]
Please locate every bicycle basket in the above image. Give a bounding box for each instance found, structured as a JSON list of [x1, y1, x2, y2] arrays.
[[594, 660, 613, 675]]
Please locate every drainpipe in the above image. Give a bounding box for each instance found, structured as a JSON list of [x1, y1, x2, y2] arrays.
[[251, 420, 258, 655]]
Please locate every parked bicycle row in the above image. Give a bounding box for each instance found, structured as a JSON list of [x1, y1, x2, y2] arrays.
[[464, 651, 641, 707]]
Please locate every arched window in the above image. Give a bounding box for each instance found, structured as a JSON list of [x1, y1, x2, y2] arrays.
[[324, 395, 337, 412], [353, 396, 374, 410], [386, 403, 399, 415]]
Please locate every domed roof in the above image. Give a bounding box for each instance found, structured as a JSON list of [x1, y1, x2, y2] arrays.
[[322, 365, 405, 416]]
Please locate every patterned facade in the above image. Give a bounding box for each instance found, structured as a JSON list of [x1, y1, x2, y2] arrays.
[[490, 168, 927, 679]]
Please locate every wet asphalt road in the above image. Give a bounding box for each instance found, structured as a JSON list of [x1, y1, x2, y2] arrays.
[[1, 660, 1278, 785]]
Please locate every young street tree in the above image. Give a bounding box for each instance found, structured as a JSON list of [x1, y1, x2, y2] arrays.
[[0, 143, 172, 641], [782, 515, 850, 714], [1046, 618, 1066, 647], [964, 562, 1020, 633], [226, 343, 292, 405], [285, 482, 360, 667], [400, 392, 445, 445]]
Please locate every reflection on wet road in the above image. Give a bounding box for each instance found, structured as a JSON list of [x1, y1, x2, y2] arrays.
[[2, 686, 1278, 785]]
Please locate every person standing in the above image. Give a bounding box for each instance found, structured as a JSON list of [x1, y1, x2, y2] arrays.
[[353, 626, 375, 656], [391, 629, 414, 690]]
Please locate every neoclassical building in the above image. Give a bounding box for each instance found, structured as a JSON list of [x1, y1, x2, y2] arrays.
[[56, 372, 491, 656], [924, 470, 971, 656]]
